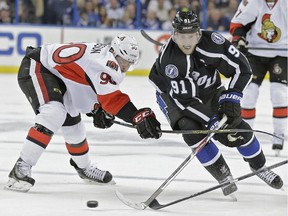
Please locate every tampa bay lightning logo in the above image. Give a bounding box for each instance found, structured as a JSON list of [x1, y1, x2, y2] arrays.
[[211, 32, 225, 44], [165, 64, 178, 78]]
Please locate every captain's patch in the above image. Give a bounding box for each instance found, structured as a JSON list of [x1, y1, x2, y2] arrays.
[[211, 32, 225, 44], [165, 64, 178, 78]]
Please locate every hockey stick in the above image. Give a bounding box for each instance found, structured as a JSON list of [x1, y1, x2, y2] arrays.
[[115, 115, 228, 210], [112, 120, 282, 139], [140, 30, 287, 51], [149, 159, 288, 210], [247, 47, 288, 51], [140, 29, 164, 46]]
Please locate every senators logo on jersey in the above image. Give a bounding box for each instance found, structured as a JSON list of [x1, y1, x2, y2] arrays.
[[106, 60, 119, 71], [258, 14, 281, 43]]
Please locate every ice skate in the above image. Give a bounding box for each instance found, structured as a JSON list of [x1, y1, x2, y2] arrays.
[[251, 166, 283, 189], [70, 159, 114, 184], [219, 174, 238, 198], [4, 158, 35, 192], [272, 133, 284, 156]]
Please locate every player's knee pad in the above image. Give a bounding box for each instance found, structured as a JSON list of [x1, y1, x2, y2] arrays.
[[177, 117, 205, 147], [217, 120, 254, 147], [270, 82, 288, 107], [241, 83, 259, 109], [62, 121, 86, 144], [35, 101, 67, 133]]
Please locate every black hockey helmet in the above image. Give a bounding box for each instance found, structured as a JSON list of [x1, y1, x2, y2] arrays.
[[172, 10, 200, 33]]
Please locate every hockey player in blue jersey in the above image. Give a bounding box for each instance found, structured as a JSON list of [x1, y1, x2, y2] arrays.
[[149, 10, 283, 195]]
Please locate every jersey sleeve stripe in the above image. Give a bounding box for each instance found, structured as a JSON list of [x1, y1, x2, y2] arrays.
[[229, 23, 245, 35], [98, 90, 131, 115], [196, 47, 239, 69], [169, 89, 208, 122]]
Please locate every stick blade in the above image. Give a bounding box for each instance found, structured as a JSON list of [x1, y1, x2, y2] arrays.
[[140, 29, 164, 46], [148, 199, 162, 210], [115, 189, 147, 210]]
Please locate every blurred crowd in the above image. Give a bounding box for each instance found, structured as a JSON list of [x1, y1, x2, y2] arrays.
[[0, 0, 241, 31]]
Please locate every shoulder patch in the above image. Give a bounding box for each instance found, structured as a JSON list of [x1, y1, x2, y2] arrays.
[[211, 32, 225, 44], [106, 60, 119, 71], [165, 64, 178, 78]]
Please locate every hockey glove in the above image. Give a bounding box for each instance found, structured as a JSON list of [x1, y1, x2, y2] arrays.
[[87, 104, 114, 129], [218, 90, 243, 128], [232, 36, 248, 54], [207, 114, 227, 141], [208, 114, 221, 131], [132, 108, 162, 139]]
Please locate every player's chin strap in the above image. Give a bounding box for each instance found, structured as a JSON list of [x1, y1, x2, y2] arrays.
[[112, 119, 283, 140], [115, 115, 228, 210]]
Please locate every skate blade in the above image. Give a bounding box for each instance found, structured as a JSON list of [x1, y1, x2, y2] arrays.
[[82, 178, 116, 185], [229, 193, 238, 201], [4, 178, 33, 192]]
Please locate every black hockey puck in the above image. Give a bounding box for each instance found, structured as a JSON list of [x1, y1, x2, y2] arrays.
[[87, 200, 98, 208]]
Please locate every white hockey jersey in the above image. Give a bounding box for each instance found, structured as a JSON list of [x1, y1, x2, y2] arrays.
[[230, 0, 287, 57], [40, 42, 130, 117]]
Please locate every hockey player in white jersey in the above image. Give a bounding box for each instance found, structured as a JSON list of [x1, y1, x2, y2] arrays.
[[5, 34, 162, 192], [230, 0, 287, 154]]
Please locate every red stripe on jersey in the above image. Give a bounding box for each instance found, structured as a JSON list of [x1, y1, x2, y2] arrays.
[[229, 23, 244, 35], [27, 127, 51, 147], [65, 139, 89, 155], [273, 107, 288, 118], [35, 62, 49, 103], [241, 108, 256, 119], [98, 90, 131, 115], [54, 62, 90, 85]]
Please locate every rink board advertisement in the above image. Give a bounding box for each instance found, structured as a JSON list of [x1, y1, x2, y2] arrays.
[[0, 25, 172, 75]]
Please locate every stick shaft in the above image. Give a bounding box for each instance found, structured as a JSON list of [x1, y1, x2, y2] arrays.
[[140, 29, 287, 51], [151, 159, 288, 210], [112, 120, 281, 139], [140, 29, 164, 46], [248, 47, 288, 51], [141, 116, 228, 207]]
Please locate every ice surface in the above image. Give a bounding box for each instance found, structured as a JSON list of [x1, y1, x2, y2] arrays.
[[0, 74, 287, 216]]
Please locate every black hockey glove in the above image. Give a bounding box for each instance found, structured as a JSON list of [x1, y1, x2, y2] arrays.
[[218, 89, 243, 128], [87, 104, 114, 129], [207, 114, 221, 131], [132, 108, 162, 139], [232, 36, 248, 54], [207, 114, 226, 141]]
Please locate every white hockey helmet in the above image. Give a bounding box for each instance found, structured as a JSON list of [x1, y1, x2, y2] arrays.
[[111, 34, 139, 65]]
